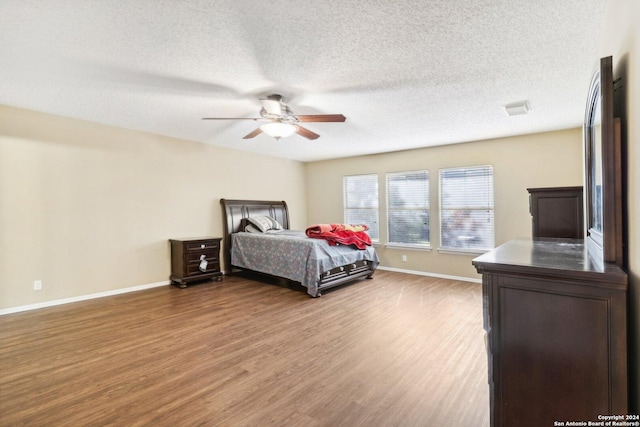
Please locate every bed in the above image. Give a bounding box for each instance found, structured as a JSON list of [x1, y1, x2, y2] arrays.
[[220, 199, 378, 297]]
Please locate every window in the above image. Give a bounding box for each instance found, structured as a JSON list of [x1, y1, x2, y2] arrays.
[[439, 165, 494, 251], [343, 174, 379, 241], [386, 170, 430, 247]]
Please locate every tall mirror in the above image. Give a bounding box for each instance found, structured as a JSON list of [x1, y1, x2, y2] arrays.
[[584, 56, 623, 266]]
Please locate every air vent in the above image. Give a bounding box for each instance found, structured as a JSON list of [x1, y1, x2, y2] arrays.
[[504, 101, 531, 116]]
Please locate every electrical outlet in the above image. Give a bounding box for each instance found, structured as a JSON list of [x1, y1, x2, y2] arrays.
[[33, 280, 42, 291], [402, 255, 407, 262]]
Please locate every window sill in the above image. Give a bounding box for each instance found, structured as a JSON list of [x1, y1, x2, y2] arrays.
[[385, 243, 432, 251], [437, 247, 492, 256]]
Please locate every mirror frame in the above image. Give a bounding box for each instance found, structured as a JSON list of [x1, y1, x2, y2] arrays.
[[584, 56, 623, 266]]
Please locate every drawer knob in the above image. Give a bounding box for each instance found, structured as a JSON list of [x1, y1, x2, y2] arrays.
[[201, 244, 205, 249]]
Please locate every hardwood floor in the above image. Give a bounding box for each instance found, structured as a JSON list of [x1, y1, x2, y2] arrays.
[[0, 270, 489, 426]]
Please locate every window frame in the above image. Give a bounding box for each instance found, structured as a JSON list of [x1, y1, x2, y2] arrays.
[[438, 165, 494, 254], [385, 170, 431, 249], [343, 173, 380, 242]]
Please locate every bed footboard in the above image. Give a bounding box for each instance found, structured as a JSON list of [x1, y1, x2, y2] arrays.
[[314, 259, 376, 297]]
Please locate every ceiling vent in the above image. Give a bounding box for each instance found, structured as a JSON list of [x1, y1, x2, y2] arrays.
[[504, 101, 531, 116]]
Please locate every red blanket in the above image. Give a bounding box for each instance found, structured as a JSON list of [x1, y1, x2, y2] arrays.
[[305, 224, 372, 249]]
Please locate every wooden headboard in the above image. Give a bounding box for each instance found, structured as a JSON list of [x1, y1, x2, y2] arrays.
[[219, 199, 290, 272]]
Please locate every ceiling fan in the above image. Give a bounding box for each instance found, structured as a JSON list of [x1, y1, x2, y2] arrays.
[[202, 94, 346, 140]]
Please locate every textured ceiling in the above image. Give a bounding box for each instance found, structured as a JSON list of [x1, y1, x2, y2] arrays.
[[0, 0, 605, 162]]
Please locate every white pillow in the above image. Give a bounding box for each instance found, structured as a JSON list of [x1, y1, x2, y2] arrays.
[[243, 223, 262, 233], [246, 216, 283, 232]]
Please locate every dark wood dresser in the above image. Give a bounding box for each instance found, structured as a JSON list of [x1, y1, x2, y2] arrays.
[[527, 186, 584, 238], [473, 238, 628, 427], [170, 237, 223, 287]]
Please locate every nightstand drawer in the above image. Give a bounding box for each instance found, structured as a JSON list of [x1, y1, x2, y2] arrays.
[[186, 240, 219, 251], [186, 261, 220, 276], [185, 250, 219, 264]]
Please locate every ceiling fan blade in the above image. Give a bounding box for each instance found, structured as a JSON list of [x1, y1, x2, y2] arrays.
[[295, 125, 320, 140], [202, 117, 261, 121], [296, 114, 346, 123], [242, 128, 263, 139]]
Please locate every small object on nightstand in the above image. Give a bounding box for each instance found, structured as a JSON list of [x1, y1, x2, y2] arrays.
[[169, 237, 223, 288]]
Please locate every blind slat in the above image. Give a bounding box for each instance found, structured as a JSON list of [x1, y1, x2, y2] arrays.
[[387, 170, 429, 246], [439, 166, 494, 250], [343, 174, 379, 241]]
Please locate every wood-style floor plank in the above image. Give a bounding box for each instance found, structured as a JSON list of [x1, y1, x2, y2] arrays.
[[0, 270, 489, 426]]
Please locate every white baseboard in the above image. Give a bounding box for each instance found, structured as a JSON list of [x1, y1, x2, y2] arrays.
[[376, 266, 482, 284], [0, 280, 171, 316], [1, 268, 479, 316]]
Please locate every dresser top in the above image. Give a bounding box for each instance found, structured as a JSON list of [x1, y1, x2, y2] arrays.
[[526, 186, 583, 193], [472, 238, 627, 287]]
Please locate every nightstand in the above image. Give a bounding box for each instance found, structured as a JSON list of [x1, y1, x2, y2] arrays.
[[169, 237, 223, 288]]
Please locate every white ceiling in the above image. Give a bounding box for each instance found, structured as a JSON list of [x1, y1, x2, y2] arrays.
[[0, 0, 605, 162]]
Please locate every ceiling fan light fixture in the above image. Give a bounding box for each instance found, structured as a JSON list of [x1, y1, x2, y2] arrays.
[[260, 122, 296, 139], [203, 94, 345, 140]]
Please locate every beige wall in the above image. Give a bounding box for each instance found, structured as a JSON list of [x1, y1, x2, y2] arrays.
[[601, 0, 640, 412], [0, 105, 307, 310], [305, 129, 583, 279], [1, 105, 583, 311]]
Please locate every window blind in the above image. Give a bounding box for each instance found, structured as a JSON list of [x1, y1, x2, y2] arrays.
[[387, 170, 430, 246], [439, 165, 494, 251], [343, 174, 379, 241]]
